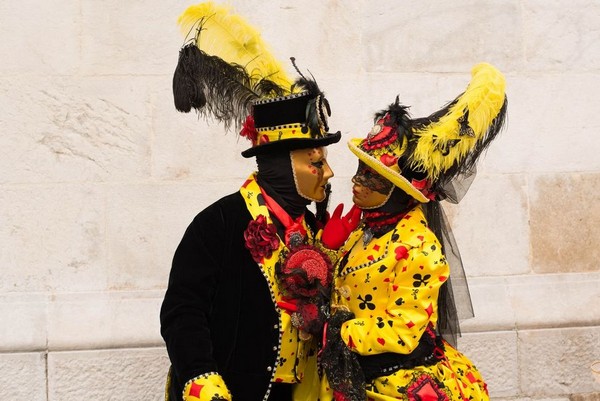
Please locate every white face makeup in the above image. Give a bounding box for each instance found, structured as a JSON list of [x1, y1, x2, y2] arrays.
[[290, 147, 334, 202]]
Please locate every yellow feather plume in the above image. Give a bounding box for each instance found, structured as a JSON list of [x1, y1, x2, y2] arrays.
[[411, 62, 507, 180], [178, 2, 294, 91]]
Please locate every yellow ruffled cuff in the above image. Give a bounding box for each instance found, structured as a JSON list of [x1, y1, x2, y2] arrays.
[[182, 372, 232, 401]]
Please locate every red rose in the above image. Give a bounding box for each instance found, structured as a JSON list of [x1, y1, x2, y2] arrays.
[[244, 215, 279, 263]]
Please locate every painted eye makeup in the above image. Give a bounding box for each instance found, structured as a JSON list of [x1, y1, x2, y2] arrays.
[[311, 160, 325, 169]]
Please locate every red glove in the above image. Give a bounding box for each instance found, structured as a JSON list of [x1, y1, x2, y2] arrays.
[[321, 204, 362, 250]]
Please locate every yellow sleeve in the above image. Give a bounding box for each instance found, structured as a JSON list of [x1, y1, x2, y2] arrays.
[[182, 372, 232, 401], [340, 235, 449, 356]]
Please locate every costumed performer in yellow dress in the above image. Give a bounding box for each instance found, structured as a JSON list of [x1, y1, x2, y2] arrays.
[[319, 63, 508, 401]]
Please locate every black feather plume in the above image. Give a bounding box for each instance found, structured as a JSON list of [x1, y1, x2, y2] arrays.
[[173, 44, 207, 112], [172, 44, 288, 129]]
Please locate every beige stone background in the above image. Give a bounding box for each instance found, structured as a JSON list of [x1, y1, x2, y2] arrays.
[[1, 0, 599, 400]]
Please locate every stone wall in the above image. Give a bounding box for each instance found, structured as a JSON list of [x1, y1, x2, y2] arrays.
[[1, 1, 598, 400]]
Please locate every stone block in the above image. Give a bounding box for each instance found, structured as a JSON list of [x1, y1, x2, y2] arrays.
[[0, 294, 48, 351], [361, 72, 450, 119], [316, 73, 371, 141], [570, 394, 600, 401], [149, 77, 257, 182], [444, 173, 529, 277], [508, 273, 600, 329], [0, 352, 47, 401], [105, 181, 243, 291], [0, 1, 79, 76], [522, 0, 600, 71], [361, 1, 522, 72], [240, 0, 364, 76], [530, 173, 600, 274], [79, 0, 363, 77], [461, 273, 600, 332], [80, 1, 182, 76], [47, 291, 164, 350], [47, 348, 170, 401], [459, 277, 516, 332], [0, 184, 108, 293], [457, 331, 519, 398], [518, 327, 600, 396], [483, 75, 600, 175], [0, 76, 152, 185]]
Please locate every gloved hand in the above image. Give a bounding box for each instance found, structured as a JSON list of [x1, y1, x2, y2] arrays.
[[321, 204, 362, 250]]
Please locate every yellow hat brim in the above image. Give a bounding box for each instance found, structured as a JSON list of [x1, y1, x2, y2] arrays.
[[348, 138, 429, 203]]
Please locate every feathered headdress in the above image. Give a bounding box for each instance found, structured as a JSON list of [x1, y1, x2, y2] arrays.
[[172, 1, 340, 157], [348, 62, 507, 202]]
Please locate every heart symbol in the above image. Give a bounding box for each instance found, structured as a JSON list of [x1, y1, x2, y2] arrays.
[[348, 335, 356, 348], [380, 153, 399, 167], [377, 338, 385, 346], [395, 246, 409, 260]]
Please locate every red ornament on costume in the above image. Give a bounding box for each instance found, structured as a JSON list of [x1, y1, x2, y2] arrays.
[[239, 115, 258, 142], [243, 215, 279, 262], [280, 245, 332, 298]]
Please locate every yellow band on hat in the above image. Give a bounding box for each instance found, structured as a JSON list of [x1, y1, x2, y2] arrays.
[[254, 125, 321, 147]]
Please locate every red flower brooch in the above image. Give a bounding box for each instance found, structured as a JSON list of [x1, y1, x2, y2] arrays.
[[277, 245, 333, 336], [243, 214, 279, 263], [245, 210, 335, 337], [279, 245, 333, 298]]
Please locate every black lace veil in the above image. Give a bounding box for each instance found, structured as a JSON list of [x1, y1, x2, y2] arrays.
[[425, 167, 477, 347]]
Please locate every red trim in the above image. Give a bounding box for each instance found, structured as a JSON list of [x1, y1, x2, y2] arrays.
[[260, 187, 307, 245]]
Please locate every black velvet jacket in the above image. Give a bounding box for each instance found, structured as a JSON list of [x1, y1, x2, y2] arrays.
[[160, 191, 315, 401]]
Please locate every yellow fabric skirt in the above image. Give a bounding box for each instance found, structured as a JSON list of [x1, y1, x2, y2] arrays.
[[364, 342, 488, 401]]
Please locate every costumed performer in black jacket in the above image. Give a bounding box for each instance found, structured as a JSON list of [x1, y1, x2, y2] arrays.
[[160, 3, 360, 401]]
